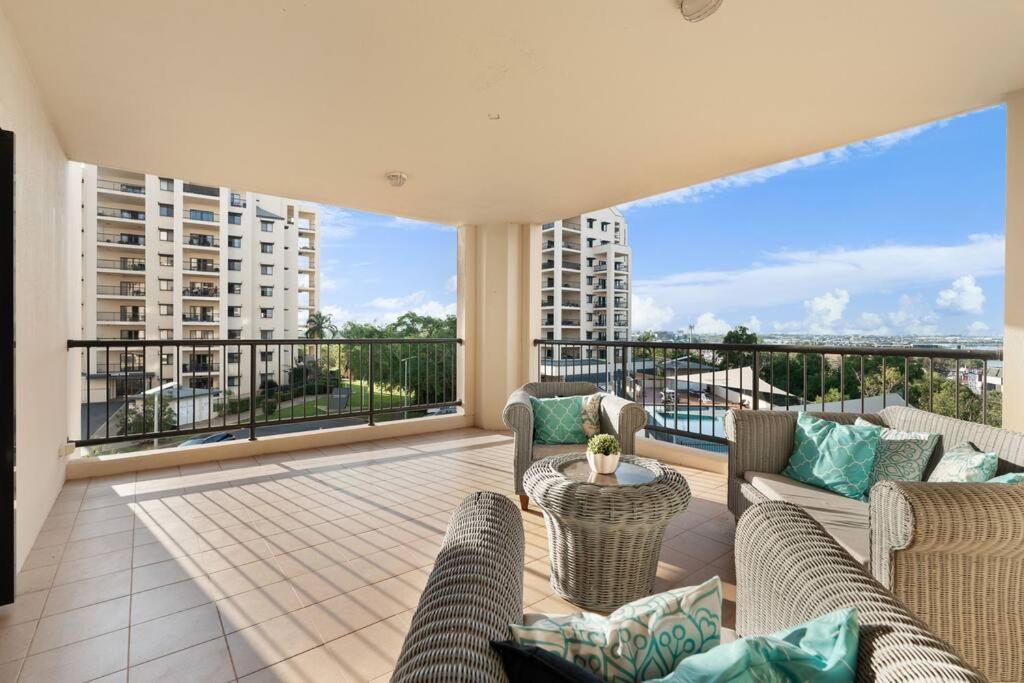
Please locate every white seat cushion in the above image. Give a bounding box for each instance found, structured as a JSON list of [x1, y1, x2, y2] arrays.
[[744, 471, 870, 567]]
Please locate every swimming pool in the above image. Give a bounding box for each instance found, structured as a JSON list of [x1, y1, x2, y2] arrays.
[[652, 406, 729, 440]]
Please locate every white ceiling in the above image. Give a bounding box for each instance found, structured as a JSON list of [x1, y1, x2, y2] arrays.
[[4, 0, 1024, 225]]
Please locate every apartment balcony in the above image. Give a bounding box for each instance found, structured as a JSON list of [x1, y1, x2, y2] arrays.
[[614, 298, 628, 308], [96, 178, 144, 195], [541, 259, 555, 270], [96, 231, 145, 249], [230, 193, 246, 208], [96, 206, 145, 222], [182, 286, 220, 298], [614, 262, 629, 272], [594, 263, 607, 272], [181, 362, 220, 373], [182, 182, 220, 197], [562, 241, 581, 251], [184, 262, 220, 273], [96, 284, 145, 297], [185, 234, 220, 249], [562, 220, 581, 232], [89, 361, 147, 374], [541, 298, 554, 307], [183, 209, 219, 223], [562, 320, 580, 327], [96, 311, 145, 322], [182, 314, 219, 324], [561, 261, 581, 271]]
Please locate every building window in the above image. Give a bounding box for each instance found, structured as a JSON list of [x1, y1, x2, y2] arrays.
[[260, 221, 273, 233], [586, 294, 593, 303], [601, 222, 608, 232], [260, 329, 273, 340], [227, 376, 239, 388], [227, 352, 240, 364], [586, 313, 593, 321], [159, 329, 173, 340], [228, 259, 241, 271], [159, 178, 173, 191], [159, 229, 173, 242], [260, 308, 273, 319], [228, 213, 241, 225], [160, 353, 173, 365], [260, 264, 273, 276], [159, 278, 173, 291], [228, 235, 241, 248], [228, 306, 241, 318], [159, 254, 173, 267], [586, 276, 593, 285], [260, 285, 273, 297], [228, 282, 241, 294], [260, 351, 273, 362], [260, 242, 273, 254], [228, 329, 242, 340], [259, 373, 272, 386], [159, 303, 173, 316], [159, 203, 174, 217], [188, 209, 215, 222]]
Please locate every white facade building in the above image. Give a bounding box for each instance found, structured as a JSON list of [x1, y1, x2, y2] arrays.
[[540, 207, 631, 361], [78, 164, 319, 401]]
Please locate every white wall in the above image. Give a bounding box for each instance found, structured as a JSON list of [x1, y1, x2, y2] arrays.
[[0, 6, 74, 570], [1006, 90, 1024, 431]]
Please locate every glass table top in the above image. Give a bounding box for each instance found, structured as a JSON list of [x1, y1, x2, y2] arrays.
[[558, 457, 658, 486]]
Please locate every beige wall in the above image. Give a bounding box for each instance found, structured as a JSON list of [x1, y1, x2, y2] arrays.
[[1005, 90, 1024, 430], [458, 223, 540, 430], [0, 6, 75, 569]]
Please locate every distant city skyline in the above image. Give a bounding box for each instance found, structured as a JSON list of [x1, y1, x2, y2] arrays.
[[314, 106, 1006, 338]]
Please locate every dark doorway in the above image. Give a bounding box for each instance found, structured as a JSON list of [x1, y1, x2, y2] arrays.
[[0, 128, 15, 605]]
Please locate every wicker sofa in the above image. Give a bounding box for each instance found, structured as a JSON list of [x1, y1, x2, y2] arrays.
[[392, 492, 982, 682], [502, 381, 646, 510], [726, 405, 1024, 681]]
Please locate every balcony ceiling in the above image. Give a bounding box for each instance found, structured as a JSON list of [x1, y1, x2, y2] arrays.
[[3, 0, 1024, 225]]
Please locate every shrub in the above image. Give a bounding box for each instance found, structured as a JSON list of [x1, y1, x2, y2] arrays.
[[587, 434, 620, 455]]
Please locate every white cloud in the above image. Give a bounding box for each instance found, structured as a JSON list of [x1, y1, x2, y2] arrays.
[[445, 275, 457, 293], [693, 312, 732, 335], [316, 205, 359, 242], [744, 316, 762, 333], [321, 290, 456, 326], [804, 289, 849, 333], [968, 321, 990, 335], [845, 312, 890, 336], [887, 295, 939, 336], [631, 296, 674, 331], [936, 275, 985, 314], [621, 117, 954, 210], [631, 234, 1004, 330]]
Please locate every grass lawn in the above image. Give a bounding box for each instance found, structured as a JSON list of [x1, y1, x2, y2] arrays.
[[267, 380, 411, 420]]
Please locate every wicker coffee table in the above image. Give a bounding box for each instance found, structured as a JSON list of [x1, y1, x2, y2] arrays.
[[522, 454, 691, 611]]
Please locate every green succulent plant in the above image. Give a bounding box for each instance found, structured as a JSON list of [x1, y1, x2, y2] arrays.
[[587, 433, 620, 456]]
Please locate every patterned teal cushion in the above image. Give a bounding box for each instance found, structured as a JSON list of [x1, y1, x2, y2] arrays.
[[531, 396, 587, 445], [987, 472, 1024, 484], [783, 413, 881, 500], [510, 576, 722, 682], [647, 608, 858, 683], [928, 442, 998, 482], [855, 418, 938, 489]]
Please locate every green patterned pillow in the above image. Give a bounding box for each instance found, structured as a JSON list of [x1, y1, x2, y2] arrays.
[[987, 472, 1024, 484], [928, 442, 998, 483], [510, 576, 722, 682], [855, 418, 938, 489], [783, 413, 881, 500], [530, 395, 587, 445], [582, 394, 603, 438]]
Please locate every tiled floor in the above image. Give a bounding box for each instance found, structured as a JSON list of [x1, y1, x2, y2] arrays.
[[1, 429, 734, 683]]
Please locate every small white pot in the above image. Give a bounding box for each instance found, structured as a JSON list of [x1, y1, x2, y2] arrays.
[[586, 449, 621, 475]]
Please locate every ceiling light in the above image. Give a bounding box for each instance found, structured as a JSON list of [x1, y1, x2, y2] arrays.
[[385, 171, 408, 188], [680, 0, 723, 22]]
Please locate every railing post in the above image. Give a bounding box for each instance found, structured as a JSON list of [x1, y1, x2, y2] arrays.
[[368, 342, 375, 426], [752, 350, 760, 411], [617, 344, 627, 398], [248, 343, 257, 441]]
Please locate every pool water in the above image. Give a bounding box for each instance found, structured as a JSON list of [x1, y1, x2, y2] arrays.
[[653, 406, 729, 439]]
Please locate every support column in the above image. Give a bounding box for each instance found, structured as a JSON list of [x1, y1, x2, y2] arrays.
[[1005, 90, 1024, 430], [457, 222, 540, 430]]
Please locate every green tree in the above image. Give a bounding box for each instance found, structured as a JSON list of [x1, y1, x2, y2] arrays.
[[633, 330, 658, 361], [304, 311, 338, 339], [115, 396, 177, 436], [720, 325, 759, 369]]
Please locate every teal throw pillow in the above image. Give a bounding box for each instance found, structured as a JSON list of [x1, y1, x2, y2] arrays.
[[988, 472, 1024, 484], [783, 413, 881, 500], [927, 441, 998, 483], [855, 418, 938, 489], [510, 576, 722, 682], [647, 608, 858, 683], [530, 396, 587, 445]]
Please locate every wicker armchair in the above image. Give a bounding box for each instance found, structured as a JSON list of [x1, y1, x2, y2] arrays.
[[502, 381, 646, 510], [392, 493, 981, 682]]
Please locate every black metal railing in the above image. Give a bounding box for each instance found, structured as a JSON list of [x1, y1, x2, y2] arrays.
[[184, 261, 219, 273], [186, 235, 219, 248], [184, 209, 218, 222], [182, 183, 220, 197], [97, 311, 146, 322], [97, 232, 145, 247], [97, 179, 145, 194], [96, 258, 146, 271], [535, 339, 1003, 455], [97, 284, 146, 297], [70, 337, 462, 447], [230, 195, 246, 208], [182, 287, 219, 297], [97, 206, 145, 221]]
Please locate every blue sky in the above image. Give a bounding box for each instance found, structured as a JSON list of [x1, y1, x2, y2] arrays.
[[316, 105, 1005, 336]]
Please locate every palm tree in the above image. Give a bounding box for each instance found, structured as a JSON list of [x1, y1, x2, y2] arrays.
[[305, 311, 338, 339]]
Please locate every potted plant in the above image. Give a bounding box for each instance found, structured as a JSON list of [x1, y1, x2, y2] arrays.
[[586, 434, 621, 475]]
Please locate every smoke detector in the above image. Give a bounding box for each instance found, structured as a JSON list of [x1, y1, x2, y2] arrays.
[[680, 0, 723, 22]]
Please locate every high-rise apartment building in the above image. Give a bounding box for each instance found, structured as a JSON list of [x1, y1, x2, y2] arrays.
[[541, 207, 631, 360], [78, 164, 319, 400]]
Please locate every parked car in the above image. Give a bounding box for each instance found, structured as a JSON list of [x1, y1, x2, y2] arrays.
[[178, 431, 236, 447]]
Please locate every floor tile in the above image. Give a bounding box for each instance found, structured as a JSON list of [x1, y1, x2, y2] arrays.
[[19, 628, 128, 683], [128, 637, 234, 683], [226, 608, 323, 677], [129, 602, 224, 666], [29, 596, 130, 655]]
